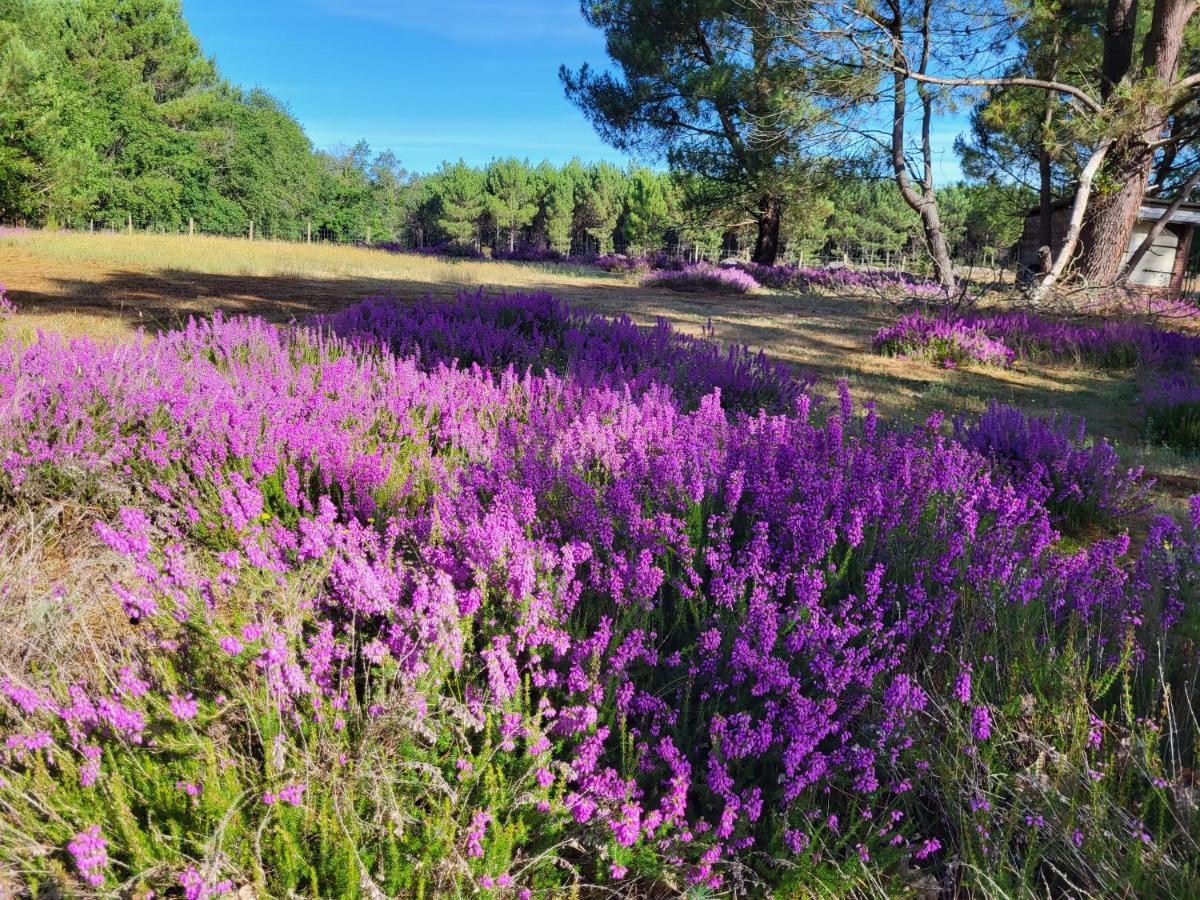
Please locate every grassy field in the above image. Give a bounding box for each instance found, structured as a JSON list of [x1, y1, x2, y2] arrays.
[[2, 228, 1195, 513]]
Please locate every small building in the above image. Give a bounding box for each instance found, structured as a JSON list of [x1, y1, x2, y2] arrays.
[[1016, 196, 1199, 293]]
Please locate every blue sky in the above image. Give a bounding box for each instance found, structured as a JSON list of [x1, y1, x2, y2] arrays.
[[184, 0, 965, 180]]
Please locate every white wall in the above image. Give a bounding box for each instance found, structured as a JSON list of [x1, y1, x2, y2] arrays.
[[1121, 223, 1178, 288]]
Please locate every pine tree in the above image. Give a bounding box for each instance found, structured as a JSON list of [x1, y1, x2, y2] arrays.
[[485, 158, 538, 252]]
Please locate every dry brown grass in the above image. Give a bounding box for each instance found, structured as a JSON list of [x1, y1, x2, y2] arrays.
[[0, 500, 134, 688], [1, 229, 1195, 513]]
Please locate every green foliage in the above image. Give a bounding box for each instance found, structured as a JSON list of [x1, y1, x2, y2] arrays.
[[575, 161, 626, 254], [622, 167, 673, 252], [431, 159, 486, 247], [1147, 401, 1200, 454], [485, 158, 538, 252], [534, 160, 576, 253]]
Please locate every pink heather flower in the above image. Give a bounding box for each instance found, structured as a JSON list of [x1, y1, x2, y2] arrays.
[[784, 829, 810, 854], [176, 780, 202, 797], [169, 693, 199, 721], [218, 636, 244, 655], [534, 767, 554, 788], [971, 705, 992, 742], [277, 782, 306, 806], [953, 667, 972, 705], [179, 865, 235, 900], [610, 864, 628, 879], [914, 838, 941, 860], [465, 810, 491, 858], [611, 802, 642, 847], [118, 666, 151, 697], [68, 826, 107, 888], [361, 638, 388, 664], [80, 744, 102, 787]]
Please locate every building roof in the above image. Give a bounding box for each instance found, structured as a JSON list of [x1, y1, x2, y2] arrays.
[[1139, 196, 1200, 225], [1025, 194, 1200, 225]]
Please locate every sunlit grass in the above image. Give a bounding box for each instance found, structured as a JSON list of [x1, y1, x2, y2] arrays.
[[0, 229, 620, 289]]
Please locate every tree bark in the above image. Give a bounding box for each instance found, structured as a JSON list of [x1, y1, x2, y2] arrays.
[[1038, 150, 1054, 248], [1100, 0, 1139, 101], [1079, 0, 1196, 285], [885, 0, 956, 291], [1029, 139, 1112, 303], [753, 194, 782, 264]]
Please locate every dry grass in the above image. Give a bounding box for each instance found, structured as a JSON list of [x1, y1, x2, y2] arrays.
[[0, 500, 133, 687], [1, 229, 1195, 513]]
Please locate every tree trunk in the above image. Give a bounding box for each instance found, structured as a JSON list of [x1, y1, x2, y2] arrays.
[[1079, 0, 1194, 285], [1028, 140, 1113, 303], [920, 207, 957, 290], [752, 194, 782, 265], [1100, 0, 1139, 101], [1038, 150, 1054, 248], [1037, 92, 1056, 247], [884, 0, 956, 292]]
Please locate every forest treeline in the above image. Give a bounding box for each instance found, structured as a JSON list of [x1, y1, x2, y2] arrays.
[[0, 0, 1028, 260]]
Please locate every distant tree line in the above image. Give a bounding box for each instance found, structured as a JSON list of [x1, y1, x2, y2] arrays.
[[0, 0, 1029, 262], [562, 0, 1199, 289]]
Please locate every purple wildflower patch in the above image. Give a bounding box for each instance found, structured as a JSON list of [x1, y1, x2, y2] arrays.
[[955, 402, 1151, 529], [873, 312, 1016, 368], [642, 262, 760, 294]]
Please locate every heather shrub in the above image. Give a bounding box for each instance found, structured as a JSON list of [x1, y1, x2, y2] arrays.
[[873, 312, 1015, 368], [0, 303, 1196, 897], [964, 311, 1200, 370], [0, 284, 13, 320], [739, 262, 947, 298], [319, 290, 809, 413], [642, 262, 759, 293], [492, 245, 565, 263], [954, 402, 1151, 530], [1143, 373, 1200, 454]]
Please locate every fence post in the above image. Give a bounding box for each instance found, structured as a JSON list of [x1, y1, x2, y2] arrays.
[[89, 220, 94, 233], [249, 221, 254, 242], [366, 226, 371, 245], [307, 221, 312, 244], [127, 214, 133, 235], [189, 217, 194, 237]]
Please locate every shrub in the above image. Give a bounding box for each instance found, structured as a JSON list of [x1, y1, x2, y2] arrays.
[[642, 262, 759, 293], [954, 401, 1151, 530], [964, 311, 1200, 370], [492, 245, 565, 263], [738, 262, 947, 298], [1143, 373, 1200, 454], [0, 284, 13, 320], [873, 312, 1015, 368], [0, 301, 1195, 897], [319, 290, 810, 413]]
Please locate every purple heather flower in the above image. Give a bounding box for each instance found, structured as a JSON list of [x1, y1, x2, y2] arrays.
[[971, 706, 993, 742], [169, 693, 199, 721], [68, 826, 107, 888]]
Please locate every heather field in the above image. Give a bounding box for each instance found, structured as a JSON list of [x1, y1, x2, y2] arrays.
[[1, 235, 1200, 898]]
